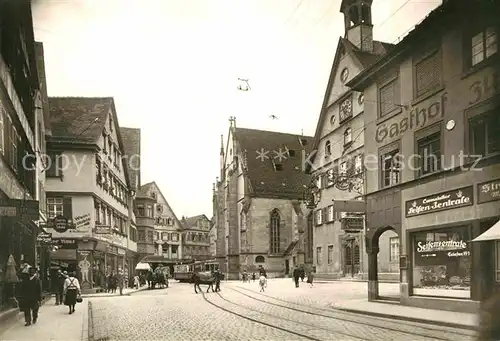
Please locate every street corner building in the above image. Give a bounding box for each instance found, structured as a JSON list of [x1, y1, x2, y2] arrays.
[[43, 96, 140, 293], [306, 0, 398, 281], [134, 181, 185, 270], [180, 214, 213, 261], [212, 118, 314, 279], [0, 0, 46, 311], [346, 0, 500, 312]]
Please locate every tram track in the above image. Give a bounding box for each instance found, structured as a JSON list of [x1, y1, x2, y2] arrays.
[[199, 290, 321, 341], [226, 285, 474, 340]]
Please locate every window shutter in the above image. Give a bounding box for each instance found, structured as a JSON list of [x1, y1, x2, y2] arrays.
[[63, 197, 73, 221], [415, 52, 440, 97]]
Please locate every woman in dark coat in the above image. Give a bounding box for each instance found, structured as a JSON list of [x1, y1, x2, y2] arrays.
[[63, 271, 81, 314]]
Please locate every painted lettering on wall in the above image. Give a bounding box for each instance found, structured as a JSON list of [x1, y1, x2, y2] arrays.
[[376, 92, 448, 144], [469, 71, 499, 105], [417, 240, 467, 252]]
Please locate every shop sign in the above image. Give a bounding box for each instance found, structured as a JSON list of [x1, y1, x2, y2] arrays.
[[48, 215, 76, 233], [74, 213, 91, 229], [375, 92, 447, 144], [56, 239, 77, 249], [95, 225, 111, 234], [0, 206, 16, 216], [477, 178, 500, 204], [405, 186, 474, 217], [37, 231, 52, 243]]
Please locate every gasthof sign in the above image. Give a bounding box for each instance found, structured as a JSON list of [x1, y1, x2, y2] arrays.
[[405, 186, 474, 217]]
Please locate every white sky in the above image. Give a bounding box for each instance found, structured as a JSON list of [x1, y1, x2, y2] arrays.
[[31, 0, 440, 218]]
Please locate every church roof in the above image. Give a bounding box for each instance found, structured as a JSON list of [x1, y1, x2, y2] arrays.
[[233, 127, 313, 200]]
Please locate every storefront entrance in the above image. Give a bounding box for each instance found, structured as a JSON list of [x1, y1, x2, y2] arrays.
[[342, 238, 360, 277]]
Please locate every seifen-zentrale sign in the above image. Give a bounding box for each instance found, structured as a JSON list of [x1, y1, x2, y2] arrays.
[[405, 186, 474, 217]]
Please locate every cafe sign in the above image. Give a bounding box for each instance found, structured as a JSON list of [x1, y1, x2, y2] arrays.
[[478, 178, 500, 204], [405, 186, 473, 217]]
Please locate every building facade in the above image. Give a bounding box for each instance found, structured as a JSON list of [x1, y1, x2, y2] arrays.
[[347, 0, 500, 312], [209, 215, 217, 257], [308, 0, 397, 280], [181, 214, 211, 260], [0, 0, 41, 310], [45, 97, 137, 291], [149, 182, 183, 260], [213, 118, 312, 279]]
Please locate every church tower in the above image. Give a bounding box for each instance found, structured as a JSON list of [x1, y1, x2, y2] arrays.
[[340, 0, 374, 52]]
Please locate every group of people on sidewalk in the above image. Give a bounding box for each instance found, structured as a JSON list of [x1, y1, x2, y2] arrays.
[[293, 266, 314, 288], [18, 265, 82, 327]]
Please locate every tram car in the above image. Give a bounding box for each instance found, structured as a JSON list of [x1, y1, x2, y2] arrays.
[[173, 259, 221, 282]]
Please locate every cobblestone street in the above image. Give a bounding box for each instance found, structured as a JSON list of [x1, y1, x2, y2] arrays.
[[90, 280, 476, 341]]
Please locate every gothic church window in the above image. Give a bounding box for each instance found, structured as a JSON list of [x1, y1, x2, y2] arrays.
[[270, 209, 281, 254]]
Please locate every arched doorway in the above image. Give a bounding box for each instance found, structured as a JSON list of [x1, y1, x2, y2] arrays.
[[366, 225, 401, 301]]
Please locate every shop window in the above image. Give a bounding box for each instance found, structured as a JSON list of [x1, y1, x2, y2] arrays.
[[417, 132, 441, 176], [412, 226, 471, 298], [327, 245, 334, 264], [380, 149, 401, 188], [316, 247, 323, 265], [470, 110, 500, 157], [389, 237, 400, 261]]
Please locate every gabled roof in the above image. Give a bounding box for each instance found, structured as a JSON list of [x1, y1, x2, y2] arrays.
[[120, 127, 141, 190], [233, 127, 313, 200], [347, 0, 475, 90], [48, 97, 112, 143], [137, 181, 155, 197], [48, 96, 132, 189], [181, 214, 210, 229], [309, 37, 393, 158]]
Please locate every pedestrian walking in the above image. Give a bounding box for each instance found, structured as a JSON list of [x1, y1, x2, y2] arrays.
[[252, 272, 256, 282], [214, 270, 222, 292], [63, 271, 81, 314], [300, 268, 305, 282], [19, 265, 42, 326], [117, 269, 124, 295], [54, 270, 66, 305], [293, 266, 300, 288], [259, 275, 267, 292], [134, 275, 140, 289], [307, 271, 314, 288]]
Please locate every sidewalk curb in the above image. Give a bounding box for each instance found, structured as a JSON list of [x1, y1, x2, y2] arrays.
[[81, 286, 149, 298], [0, 296, 53, 337], [332, 306, 479, 331]]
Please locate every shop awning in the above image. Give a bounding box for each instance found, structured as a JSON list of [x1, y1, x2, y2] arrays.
[[135, 262, 151, 271], [472, 220, 500, 242]]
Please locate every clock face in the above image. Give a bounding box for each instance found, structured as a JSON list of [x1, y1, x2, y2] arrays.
[[340, 98, 353, 121], [340, 68, 349, 83]]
